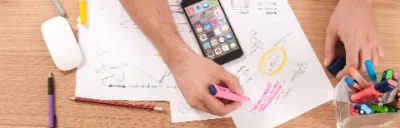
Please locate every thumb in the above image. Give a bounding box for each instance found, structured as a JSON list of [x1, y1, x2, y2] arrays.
[[324, 28, 339, 67], [218, 70, 243, 95]]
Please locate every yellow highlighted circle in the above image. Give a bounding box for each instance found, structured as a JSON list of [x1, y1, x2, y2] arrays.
[[257, 47, 287, 76]]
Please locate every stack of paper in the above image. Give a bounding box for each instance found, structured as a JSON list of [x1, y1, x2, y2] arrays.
[[75, 0, 334, 127]]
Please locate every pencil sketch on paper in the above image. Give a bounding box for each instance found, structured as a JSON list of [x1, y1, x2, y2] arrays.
[[95, 62, 128, 86], [231, 0, 250, 15]]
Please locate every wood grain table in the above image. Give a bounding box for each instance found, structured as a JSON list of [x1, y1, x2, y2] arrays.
[[1, 0, 400, 127]]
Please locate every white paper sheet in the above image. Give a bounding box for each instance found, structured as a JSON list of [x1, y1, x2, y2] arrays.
[[75, 0, 193, 101], [227, 1, 334, 128], [76, 0, 334, 125], [76, 26, 176, 101]]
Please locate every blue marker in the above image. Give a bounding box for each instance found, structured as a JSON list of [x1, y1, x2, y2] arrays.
[[345, 77, 359, 92], [345, 77, 355, 85], [353, 103, 373, 114], [365, 60, 377, 83]]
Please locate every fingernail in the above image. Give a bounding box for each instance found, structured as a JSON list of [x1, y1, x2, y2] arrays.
[[324, 58, 329, 66], [237, 88, 244, 94]]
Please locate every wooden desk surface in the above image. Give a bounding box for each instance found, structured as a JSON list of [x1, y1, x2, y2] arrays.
[[1, 0, 400, 127]]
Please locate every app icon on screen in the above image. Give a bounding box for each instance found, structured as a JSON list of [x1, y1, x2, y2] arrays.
[[207, 51, 215, 58], [211, 20, 218, 27], [218, 36, 225, 43], [221, 25, 230, 32], [195, 5, 202, 11], [225, 33, 233, 40], [202, 2, 209, 8], [200, 34, 208, 41], [195, 25, 203, 33], [206, 10, 214, 18], [215, 47, 222, 55], [230, 41, 237, 49], [206, 31, 215, 38], [214, 8, 222, 15], [217, 17, 225, 24], [187, 7, 195, 15], [211, 39, 219, 47], [203, 23, 211, 31], [209, 0, 217, 6], [213, 28, 222, 36], [203, 42, 211, 49], [222, 44, 230, 52]]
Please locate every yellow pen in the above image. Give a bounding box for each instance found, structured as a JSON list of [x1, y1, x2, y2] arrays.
[[79, 0, 87, 25]]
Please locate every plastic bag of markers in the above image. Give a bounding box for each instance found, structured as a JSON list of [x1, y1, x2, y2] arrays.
[[334, 71, 400, 128]]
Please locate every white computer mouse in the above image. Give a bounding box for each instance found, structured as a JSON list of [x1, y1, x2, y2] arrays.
[[41, 16, 83, 71]]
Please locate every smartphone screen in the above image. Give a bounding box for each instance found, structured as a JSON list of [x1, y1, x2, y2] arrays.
[[182, 0, 243, 64]]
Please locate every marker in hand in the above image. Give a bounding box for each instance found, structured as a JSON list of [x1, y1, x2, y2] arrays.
[[208, 85, 250, 102]]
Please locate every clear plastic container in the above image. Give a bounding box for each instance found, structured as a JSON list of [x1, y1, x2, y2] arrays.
[[334, 73, 400, 128]]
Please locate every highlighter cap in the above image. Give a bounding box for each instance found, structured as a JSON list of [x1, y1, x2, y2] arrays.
[[375, 79, 398, 93], [344, 77, 355, 85], [208, 85, 217, 96], [327, 56, 346, 76]]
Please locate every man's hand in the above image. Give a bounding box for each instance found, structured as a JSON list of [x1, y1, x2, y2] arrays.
[[168, 48, 243, 116], [324, 0, 384, 79], [120, 0, 242, 116]]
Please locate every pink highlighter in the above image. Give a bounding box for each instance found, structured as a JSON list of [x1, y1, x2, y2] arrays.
[[208, 85, 250, 102]]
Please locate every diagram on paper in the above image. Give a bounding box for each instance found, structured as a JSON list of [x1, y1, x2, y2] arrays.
[[231, 0, 250, 15]]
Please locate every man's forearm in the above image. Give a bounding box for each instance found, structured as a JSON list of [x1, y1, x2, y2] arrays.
[[120, 0, 193, 66]]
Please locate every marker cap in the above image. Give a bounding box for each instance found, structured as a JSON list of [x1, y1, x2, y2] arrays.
[[327, 56, 346, 76], [375, 79, 398, 93], [208, 85, 217, 96]]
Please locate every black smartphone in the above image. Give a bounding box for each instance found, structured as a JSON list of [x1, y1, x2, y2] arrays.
[[181, 0, 243, 65]]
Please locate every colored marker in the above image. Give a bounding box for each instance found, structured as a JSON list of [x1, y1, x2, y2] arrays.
[[353, 103, 373, 114], [394, 71, 398, 80], [370, 104, 388, 113], [347, 84, 359, 92], [350, 104, 356, 116], [386, 69, 394, 80], [381, 70, 388, 82], [208, 85, 250, 102], [353, 83, 363, 90], [348, 67, 369, 88], [364, 60, 377, 83], [79, 0, 87, 25], [381, 87, 398, 104], [327, 56, 346, 76], [396, 92, 400, 100], [350, 79, 398, 103], [388, 106, 397, 112], [345, 77, 355, 85]]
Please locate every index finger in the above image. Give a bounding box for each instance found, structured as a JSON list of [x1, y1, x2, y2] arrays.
[[202, 95, 241, 116]]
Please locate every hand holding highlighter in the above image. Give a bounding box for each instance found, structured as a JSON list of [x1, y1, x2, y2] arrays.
[[208, 85, 250, 102]]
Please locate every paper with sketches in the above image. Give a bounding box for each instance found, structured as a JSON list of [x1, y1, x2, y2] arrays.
[[75, 0, 193, 101], [82, 0, 193, 81], [75, 0, 334, 125], [75, 26, 176, 101], [225, 1, 334, 128]]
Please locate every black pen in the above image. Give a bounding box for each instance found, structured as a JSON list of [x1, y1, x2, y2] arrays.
[[48, 70, 56, 128]]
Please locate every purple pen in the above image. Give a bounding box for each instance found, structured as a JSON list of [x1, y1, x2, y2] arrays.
[[48, 70, 55, 128]]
